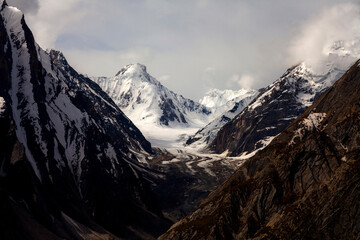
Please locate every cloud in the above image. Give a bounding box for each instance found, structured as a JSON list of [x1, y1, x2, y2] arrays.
[[25, 0, 88, 48], [18, 0, 359, 100], [229, 74, 255, 90], [204, 67, 216, 73], [62, 46, 155, 77], [7, 0, 39, 14], [201, 67, 217, 90], [288, 3, 360, 71], [158, 75, 171, 83]]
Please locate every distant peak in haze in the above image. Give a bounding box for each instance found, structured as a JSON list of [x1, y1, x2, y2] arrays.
[[200, 88, 257, 109]]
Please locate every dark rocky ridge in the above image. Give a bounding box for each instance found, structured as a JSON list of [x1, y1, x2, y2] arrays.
[[210, 64, 342, 157], [0, 3, 170, 239], [160, 59, 360, 239]]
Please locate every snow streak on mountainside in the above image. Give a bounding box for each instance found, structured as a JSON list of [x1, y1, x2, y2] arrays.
[[186, 89, 258, 149], [0, 2, 169, 238], [92, 64, 212, 128], [211, 41, 360, 157], [0, 96, 4, 115]]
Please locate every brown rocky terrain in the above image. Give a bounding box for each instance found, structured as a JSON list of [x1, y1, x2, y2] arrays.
[[160, 59, 360, 239]]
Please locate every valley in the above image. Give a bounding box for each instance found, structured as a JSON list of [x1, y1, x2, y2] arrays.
[[149, 147, 245, 222], [127, 123, 250, 222]]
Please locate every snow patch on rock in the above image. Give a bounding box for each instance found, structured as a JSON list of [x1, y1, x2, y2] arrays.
[[0, 97, 5, 115], [290, 112, 327, 145], [233, 135, 278, 159], [303, 112, 327, 131]]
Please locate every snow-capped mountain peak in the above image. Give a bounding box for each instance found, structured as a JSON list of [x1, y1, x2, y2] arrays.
[[199, 88, 257, 109], [93, 64, 212, 128], [210, 38, 359, 157], [186, 88, 258, 149], [325, 39, 360, 57], [116, 63, 147, 77]]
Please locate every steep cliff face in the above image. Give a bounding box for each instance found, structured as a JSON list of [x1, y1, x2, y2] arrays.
[[0, 2, 169, 239], [160, 59, 360, 239]]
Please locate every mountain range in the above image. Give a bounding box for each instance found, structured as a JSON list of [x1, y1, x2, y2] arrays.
[[2, 1, 360, 240], [208, 39, 359, 158], [160, 57, 360, 240], [91, 63, 263, 149]]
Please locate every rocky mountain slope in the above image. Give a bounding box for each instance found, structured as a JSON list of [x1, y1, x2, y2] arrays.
[[160, 58, 360, 239], [210, 44, 358, 157], [92, 64, 211, 128], [0, 2, 170, 239]]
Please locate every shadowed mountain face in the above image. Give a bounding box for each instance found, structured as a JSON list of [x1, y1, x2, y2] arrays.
[[0, 2, 170, 239], [160, 60, 360, 239], [210, 62, 348, 157]]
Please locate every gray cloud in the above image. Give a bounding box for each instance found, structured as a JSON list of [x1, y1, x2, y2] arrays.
[[288, 3, 360, 71], [22, 0, 359, 100], [7, 0, 39, 14]]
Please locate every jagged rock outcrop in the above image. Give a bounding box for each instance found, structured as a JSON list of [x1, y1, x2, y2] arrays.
[[160, 59, 360, 239]]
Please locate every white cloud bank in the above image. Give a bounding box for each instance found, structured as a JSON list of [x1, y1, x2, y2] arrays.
[[288, 3, 360, 72], [7, 0, 39, 14], [229, 74, 255, 90], [24, 0, 88, 48], [7, 0, 360, 99]]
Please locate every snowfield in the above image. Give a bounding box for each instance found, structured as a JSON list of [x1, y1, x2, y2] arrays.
[[138, 123, 200, 148]]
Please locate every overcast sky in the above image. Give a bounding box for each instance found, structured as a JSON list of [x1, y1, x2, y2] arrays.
[[7, 0, 360, 100]]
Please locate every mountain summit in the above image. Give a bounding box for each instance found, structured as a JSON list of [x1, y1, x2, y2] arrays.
[[210, 39, 360, 157], [186, 88, 258, 149], [93, 64, 212, 128]]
